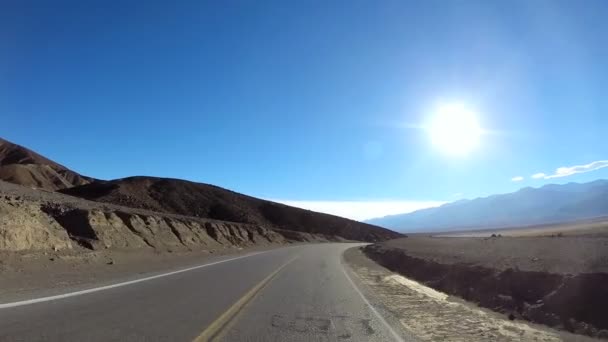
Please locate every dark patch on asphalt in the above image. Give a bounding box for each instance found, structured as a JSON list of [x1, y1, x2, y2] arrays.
[[270, 313, 377, 339], [360, 318, 375, 335]]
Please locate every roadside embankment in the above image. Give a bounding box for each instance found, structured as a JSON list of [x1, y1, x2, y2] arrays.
[[0, 176, 391, 256], [363, 237, 608, 339], [0, 183, 342, 254], [1, 195, 289, 253], [0, 184, 345, 301]]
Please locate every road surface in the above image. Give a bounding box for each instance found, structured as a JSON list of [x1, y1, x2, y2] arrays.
[[0, 243, 410, 341]]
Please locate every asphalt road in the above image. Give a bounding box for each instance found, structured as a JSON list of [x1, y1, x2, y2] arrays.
[[0, 243, 409, 342]]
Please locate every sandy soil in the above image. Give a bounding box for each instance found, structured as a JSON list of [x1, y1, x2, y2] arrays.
[[363, 236, 608, 338], [344, 247, 597, 342], [379, 236, 608, 274]]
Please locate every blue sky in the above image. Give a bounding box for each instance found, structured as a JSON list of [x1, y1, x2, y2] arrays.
[[1, 1, 607, 220]]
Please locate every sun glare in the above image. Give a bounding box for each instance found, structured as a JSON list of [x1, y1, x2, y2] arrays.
[[427, 103, 482, 156]]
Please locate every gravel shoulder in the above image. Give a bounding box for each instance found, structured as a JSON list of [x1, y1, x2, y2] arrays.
[[343, 246, 598, 342], [362, 236, 608, 339]]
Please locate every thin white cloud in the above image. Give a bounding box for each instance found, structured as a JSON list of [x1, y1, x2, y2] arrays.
[[532, 173, 547, 179], [546, 160, 608, 179], [532, 160, 608, 180], [270, 200, 445, 221], [511, 176, 524, 182]]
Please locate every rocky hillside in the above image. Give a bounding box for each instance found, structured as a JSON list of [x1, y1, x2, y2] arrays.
[[0, 137, 401, 250], [0, 138, 94, 191], [0, 180, 345, 253], [61, 176, 401, 242]]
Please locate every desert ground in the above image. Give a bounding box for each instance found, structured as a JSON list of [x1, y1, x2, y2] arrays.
[[363, 223, 608, 339], [432, 217, 608, 238], [344, 247, 597, 342]]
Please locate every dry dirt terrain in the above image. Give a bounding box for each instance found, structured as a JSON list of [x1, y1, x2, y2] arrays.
[[434, 218, 608, 238], [344, 247, 596, 342], [364, 233, 608, 339]]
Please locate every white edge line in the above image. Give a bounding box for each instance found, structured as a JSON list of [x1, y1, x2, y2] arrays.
[[0, 251, 266, 309], [341, 266, 405, 342]]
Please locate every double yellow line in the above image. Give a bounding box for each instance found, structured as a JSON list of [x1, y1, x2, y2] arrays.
[[193, 256, 297, 341]]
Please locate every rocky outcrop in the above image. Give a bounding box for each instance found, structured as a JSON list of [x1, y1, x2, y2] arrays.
[[0, 196, 72, 252], [0, 179, 369, 254], [60, 176, 402, 242], [0, 194, 290, 253]]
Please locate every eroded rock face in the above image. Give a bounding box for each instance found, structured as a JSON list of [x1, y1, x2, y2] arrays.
[[203, 221, 286, 246], [59, 176, 402, 242], [81, 210, 151, 250], [0, 198, 72, 251], [54, 210, 289, 252], [0, 194, 289, 252]]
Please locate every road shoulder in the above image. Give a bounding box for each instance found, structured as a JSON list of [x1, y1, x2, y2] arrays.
[[0, 243, 290, 303], [342, 246, 596, 342]]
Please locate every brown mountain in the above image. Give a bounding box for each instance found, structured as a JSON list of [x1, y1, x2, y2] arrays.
[[61, 176, 402, 242], [0, 137, 400, 242], [0, 137, 95, 191]]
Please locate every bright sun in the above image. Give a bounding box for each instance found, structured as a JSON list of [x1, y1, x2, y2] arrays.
[[427, 103, 482, 156]]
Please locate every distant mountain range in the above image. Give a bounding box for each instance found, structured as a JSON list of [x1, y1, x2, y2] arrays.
[[366, 180, 608, 232]]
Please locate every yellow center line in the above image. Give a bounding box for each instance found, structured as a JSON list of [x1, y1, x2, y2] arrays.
[[193, 256, 298, 342]]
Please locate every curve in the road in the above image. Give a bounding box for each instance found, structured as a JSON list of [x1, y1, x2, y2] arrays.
[[0, 244, 410, 341]]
